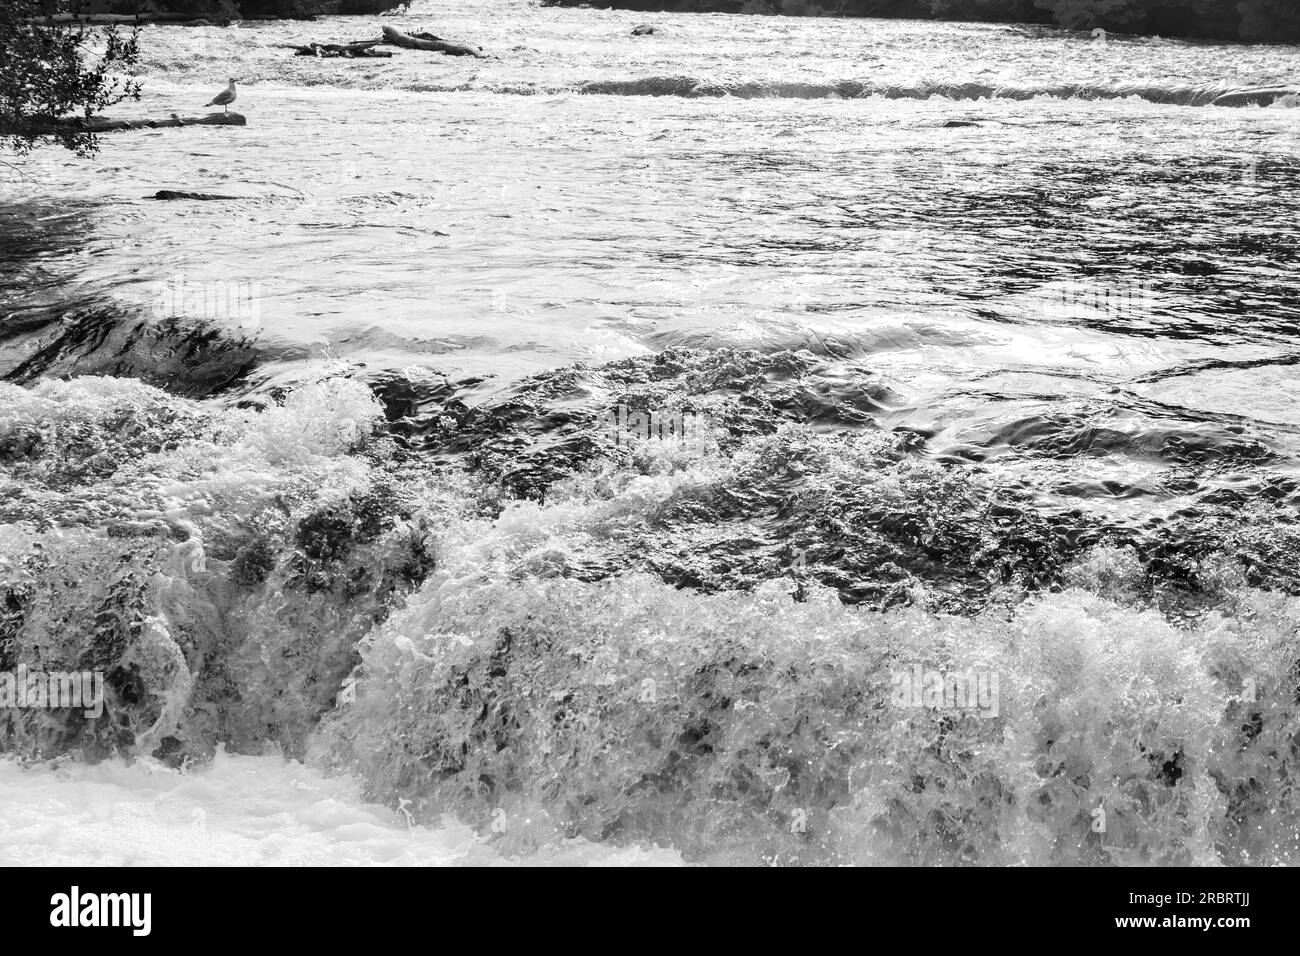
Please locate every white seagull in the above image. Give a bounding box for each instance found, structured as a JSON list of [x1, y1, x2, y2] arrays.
[[205, 78, 237, 113]]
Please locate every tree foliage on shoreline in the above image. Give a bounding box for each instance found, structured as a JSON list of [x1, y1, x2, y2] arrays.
[[550, 0, 1300, 42], [0, 0, 410, 158], [0, 0, 141, 157], [1034, 0, 1300, 41]]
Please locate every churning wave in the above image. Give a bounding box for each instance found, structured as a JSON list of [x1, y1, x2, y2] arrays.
[[578, 77, 1300, 107], [2, 362, 1297, 865]]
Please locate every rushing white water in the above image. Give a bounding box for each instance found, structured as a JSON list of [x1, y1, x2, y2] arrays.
[[0, 749, 683, 866], [2, 0, 1299, 866]]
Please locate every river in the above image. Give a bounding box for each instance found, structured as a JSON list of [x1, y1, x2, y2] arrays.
[[0, 0, 1297, 866]]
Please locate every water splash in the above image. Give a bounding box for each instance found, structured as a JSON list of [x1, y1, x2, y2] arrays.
[[310, 544, 1299, 865]]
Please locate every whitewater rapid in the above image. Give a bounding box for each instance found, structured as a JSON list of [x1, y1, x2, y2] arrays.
[[0, 750, 683, 866]]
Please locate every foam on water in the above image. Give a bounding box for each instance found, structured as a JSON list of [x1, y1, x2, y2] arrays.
[[0, 749, 683, 866], [1, 374, 447, 759], [1, 375, 1296, 865], [309, 497, 1300, 865]]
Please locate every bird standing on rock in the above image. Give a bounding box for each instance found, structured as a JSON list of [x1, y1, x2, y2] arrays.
[[205, 78, 237, 113]]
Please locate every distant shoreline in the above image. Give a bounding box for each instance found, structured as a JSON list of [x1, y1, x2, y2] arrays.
[[58, 1, 409, 26], [543, 0, 1300, 45]]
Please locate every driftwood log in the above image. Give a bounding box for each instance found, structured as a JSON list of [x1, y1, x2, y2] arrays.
[[65, 113, 246, 132], [289, 40, 393, 58], [380, 25, 484, 57]]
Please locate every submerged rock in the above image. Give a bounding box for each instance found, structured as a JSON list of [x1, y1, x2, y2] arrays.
[[151, 190, 241, 201]]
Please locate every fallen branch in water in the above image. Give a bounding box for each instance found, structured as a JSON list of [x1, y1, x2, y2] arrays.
[[57, 112, 246, 132], [289, 40, 393, 58], [380, 25, 484, 57]]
